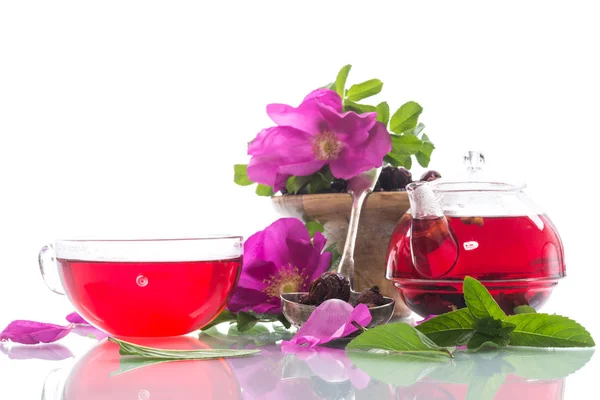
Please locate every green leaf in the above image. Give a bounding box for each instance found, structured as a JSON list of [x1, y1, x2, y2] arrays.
[[307, 168, 333, 193], [513, 305, 537, 314], [472, 317, 516, 339], [390, 133, 423, 155], [416, 133, 435, 168], [108, 337, 259, 360], [335, 64, 352, 98], [344, 100, 377, 114], [506, 313, 595, 348], [415, 308, 476, 346], [376, 101, 390, 125], [200, 309, 237, 331], [346, 322, 454, 358], [384, 154, 412, 169], [346, 351, 448, 387], [347, 79, 383, 102], [467, 332, 510, 351], [463, 276, 507, 320], [233, 164, 253, 186], [324, 242, 342, 272], [277, 314, 291, 329], [286, 175, 311, 194], [255, 184, 274, 197], [322, 82, 336, 90], [305, 221, 324, 238], [236, 311, 259, 332], [228, 321, 269, 336], [111, 358, 177, 376], [390, 101, 423, 134]]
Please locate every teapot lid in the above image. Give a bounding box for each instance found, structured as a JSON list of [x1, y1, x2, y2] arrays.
[[431, 150, 525, 192]]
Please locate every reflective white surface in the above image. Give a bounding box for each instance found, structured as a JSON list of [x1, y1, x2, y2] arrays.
[[1, 322, 596, 400]]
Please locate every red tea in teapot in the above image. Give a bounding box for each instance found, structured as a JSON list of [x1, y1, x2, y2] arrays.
[[386, 213, 565, 316], [58, 257, 242, 337]]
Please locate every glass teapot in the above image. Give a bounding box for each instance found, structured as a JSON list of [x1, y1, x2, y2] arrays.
[[386, 151, 565, 317]]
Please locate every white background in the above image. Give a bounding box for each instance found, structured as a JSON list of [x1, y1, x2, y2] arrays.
[[1, 1, 599, 398]]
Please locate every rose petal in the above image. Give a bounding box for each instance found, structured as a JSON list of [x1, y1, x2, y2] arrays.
[[0, 320, 72, 345], [65, 312, 87, 324], [71, 324, 110, 341], [281, 300, 372, 349]]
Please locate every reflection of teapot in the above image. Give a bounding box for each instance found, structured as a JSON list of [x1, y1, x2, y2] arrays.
[[44, 337, 241, 400], [386, 152, 566, 316]]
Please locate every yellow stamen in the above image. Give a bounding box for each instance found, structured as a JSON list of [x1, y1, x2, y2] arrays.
[[312, 131, 343, 161], [263, 264, 307, 301]]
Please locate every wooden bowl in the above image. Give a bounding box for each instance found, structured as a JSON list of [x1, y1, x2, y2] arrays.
[[272, 192, 411, 317]]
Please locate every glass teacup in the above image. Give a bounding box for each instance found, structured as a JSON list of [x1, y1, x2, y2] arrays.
[[38, 237, 243, 337]]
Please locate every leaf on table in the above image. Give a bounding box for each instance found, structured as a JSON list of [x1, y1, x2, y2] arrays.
[[472, 317, 516, 339], [108, 337, 259, 360], [463, 276, 507, 320], [506, 314, 595, 348], [415, 308, 476, 347], [346, 322, 454, 358], [467, 332, 510, 351], [513, 305, 537, 314], [236, 311, 260, 332], [200, 309, 237, 331], [466, 373, 507, 400]]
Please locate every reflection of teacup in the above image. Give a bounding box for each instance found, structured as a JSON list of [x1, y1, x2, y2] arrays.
[[38, 238, 242, 336], [51, 337, 242, 400]]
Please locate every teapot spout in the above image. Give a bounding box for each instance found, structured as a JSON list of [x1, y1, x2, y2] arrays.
[[406, 181, 458, 278]]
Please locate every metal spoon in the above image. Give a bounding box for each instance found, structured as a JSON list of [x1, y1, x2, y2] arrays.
[[281, 167, 396, 329]]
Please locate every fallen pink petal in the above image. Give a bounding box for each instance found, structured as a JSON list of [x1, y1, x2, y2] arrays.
[[281, 299, 372, 349], [65, 312, 87, 324], [0, 320, 73, 345]]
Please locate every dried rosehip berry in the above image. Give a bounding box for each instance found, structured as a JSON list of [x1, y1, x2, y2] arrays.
[[298, 293, 313, 305], [378, 166, 412, 191], [420, 170, 442, 182], [307, 272, 351, 305], [356, 286, 386, 307]]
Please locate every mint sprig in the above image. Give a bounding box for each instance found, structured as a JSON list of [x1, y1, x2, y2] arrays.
[[415, 276, 595, 350]]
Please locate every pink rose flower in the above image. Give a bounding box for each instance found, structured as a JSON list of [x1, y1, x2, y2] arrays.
[[247, 89, 392, 191]]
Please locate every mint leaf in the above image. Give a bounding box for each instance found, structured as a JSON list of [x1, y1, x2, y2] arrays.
[[467, 332, 510, 351], [346, 322, 454, 358], [390, 133, 423, 154], [305, 221, 324, 238], [236, 311, 259, 332], [472, 317, 516, 339], [200, 309, 236, 331], [344, 100, 377, 114], [335, 64, 352, 98], [416, 133, 435, 168], [376, 102, 390, 126], [506, 314, 595, 348], [415, 308, 476, 346], [324, 243, 342, 271], [255, 184, 274, 197], [347, 79, 383, 102], [463, 276, 507, 320], [390, 101, 423, 134], [108, 337, 259, 360], [513, 305, 536, 314], [234, 164, 253, 186]]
